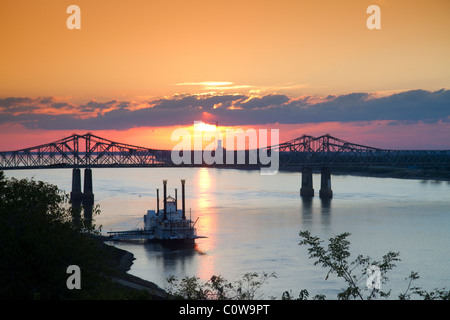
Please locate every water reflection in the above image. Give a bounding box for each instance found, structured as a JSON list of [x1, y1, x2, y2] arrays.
[[301, 197, 313, 214], [194, 168, 217, 279], [300, 196, 332, 226], [320, 198, 331, 225], [197, 168, 212, 209], [143, 242, 200, 274], [111, 241, 204, 284], [320, 198, 331, 210]]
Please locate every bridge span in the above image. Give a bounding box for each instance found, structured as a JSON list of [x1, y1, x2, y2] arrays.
[[1, 133, 449, 204]]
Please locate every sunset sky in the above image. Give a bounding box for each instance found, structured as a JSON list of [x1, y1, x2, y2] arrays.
[[0, 0, 449, 150]]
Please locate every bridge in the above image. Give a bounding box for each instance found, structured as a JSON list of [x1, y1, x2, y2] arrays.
[[273, 134, 450, 197], [1, 133, 449, 204], [1, 132, 449, 169], [275, 134, 450, 168], [0, 133, 173, 169]]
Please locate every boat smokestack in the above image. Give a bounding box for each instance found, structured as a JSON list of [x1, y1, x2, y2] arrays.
[[156, 189, 159, 213], [175, 188, 178, 211], [163, 180, 167, 220], [181, 179, 186, 219]]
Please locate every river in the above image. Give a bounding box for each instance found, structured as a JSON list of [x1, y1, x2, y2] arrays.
[[5, 167, 450, 299]]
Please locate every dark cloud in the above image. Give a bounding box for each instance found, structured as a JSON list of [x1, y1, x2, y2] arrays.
[[51, 102, 75, 110], [0, 97, 34, 107], [1, 89, 449, 130], [240, 94, 290, 109], [151, 94, 246, 110], [274, 89, 450, 124], [0, 97, 40, 114], [78, 100, 126, 112], [39, 96, 56, 104]]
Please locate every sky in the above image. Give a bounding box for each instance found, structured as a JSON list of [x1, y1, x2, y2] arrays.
[[0, 0, 449, 150]]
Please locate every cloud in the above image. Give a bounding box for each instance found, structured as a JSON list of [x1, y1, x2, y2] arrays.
[[150, 94, 246, 111], [0, 89, 449, 130], [240, 94, 290, 109], [176, 81, 234, 86], [175, 81, 252, 91], [0, 97, 34, 107]]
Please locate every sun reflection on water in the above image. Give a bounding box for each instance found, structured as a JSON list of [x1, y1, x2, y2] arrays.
[[194, 168, 217, 280]]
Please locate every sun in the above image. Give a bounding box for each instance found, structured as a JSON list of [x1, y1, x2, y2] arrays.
[[193, 121, 218, 132]]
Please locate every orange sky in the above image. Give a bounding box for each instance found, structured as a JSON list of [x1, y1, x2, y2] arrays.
[[0, 0, 449, 150], [1, 0, 448, 100]]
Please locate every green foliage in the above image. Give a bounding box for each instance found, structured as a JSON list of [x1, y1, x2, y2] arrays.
[[0, 171, 142, 299], [166, 272, 277, 300], [298, 230, 449, 300], [398, 271, 450, 300], [281, 289, 327, 300]]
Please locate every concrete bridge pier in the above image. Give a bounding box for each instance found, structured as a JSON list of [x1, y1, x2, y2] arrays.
[[82, 168, 94, 227], [300, 166, 314, 197], [70, 168, 95, 227], [319, 167, 333, 199], [70, 168, 82, 224]]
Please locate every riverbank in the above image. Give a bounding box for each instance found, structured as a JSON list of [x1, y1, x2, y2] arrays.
[[277, 166, 450, 181], [203, 165, 450, 181], [93, 235, 167, 299], [330, 166, 450, 181]]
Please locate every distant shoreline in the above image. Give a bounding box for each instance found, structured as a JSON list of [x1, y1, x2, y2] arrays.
[[308, 166, 450, 181], [200, 165, 450, 181], [2, 165, 449, 182]]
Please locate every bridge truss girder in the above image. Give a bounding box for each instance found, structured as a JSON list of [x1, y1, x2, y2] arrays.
[[0, 133, 172, 169], [1, 133, 449, 170], [272, 134, 450, 168]]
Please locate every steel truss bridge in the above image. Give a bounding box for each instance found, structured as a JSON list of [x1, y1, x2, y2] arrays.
[[0, 133, 172, 170], [0, 133, 449, 170], [274, 135, 450, 168]]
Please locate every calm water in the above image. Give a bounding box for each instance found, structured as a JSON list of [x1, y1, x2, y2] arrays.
[[5, 168, 450, 299]]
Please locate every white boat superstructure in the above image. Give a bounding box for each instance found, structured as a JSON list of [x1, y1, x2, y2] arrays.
[[108, 179, 204, 245]]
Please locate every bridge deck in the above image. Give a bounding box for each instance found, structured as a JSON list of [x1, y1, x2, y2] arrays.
[[1, 133, 449, 169]]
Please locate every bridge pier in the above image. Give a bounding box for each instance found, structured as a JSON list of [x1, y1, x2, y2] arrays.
[[319, 167, 333, 199], [70, 168, 82, 224], [70, 168, 95, 227], [300, 166, 314, 197], [82, 168, 94, 227]]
